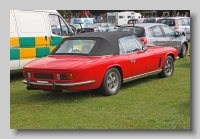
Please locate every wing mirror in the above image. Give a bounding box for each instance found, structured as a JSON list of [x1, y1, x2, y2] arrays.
[[142, 46, 148, 51]]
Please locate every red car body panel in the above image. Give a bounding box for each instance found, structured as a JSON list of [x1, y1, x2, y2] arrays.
[[23, 45, 178, 91]]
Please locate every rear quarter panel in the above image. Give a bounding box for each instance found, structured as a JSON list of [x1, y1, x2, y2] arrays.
[[147, 46, 178, 69], [67, 55, 132, 90]]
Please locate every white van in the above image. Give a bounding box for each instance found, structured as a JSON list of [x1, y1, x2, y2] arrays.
[[10, 10, 74, 71], [107, 11, 142, 26]]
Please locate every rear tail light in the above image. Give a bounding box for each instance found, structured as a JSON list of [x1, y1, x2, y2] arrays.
[[23, 71, 31, 78], [175, 20, 179, 29], [57, 74, 73, 80], [140, 38, 147, 45], [90, 29, 94, 32]]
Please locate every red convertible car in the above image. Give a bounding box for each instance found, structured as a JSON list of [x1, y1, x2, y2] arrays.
[[22, 32, 178, 96]]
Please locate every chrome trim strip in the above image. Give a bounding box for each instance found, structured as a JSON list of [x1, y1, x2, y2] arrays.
[[22, 80, 95, 87], [123, 69, 162, 83]]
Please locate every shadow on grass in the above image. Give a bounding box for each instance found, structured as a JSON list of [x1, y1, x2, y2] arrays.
[[23, 89, 103, 103], [23, 74, 160, 103], [10, 70, 24, 82], [121, 74, 159, 90]]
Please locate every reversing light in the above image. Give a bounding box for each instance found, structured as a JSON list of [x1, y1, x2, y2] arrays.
[[57, 74, 73, 80], [23, 71, 31, 78], [175, 20, 179, 29]]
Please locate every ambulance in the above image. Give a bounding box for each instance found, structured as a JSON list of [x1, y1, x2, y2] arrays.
[[10, 10, 74, 70]]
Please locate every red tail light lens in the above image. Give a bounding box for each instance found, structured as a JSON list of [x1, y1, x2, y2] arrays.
[[175, 20, 179, 29], [23, 71, 31, 78], [140, 38, 147, 45]]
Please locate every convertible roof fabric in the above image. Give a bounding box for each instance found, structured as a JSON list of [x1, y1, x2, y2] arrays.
[[62, 32, 133, 56]]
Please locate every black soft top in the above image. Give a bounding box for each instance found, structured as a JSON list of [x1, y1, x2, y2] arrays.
[[62, 32, 133, 56]]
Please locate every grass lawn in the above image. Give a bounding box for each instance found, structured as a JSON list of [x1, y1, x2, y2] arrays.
[[10, 44, 190, 129]]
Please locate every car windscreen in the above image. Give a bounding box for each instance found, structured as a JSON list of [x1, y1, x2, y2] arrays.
[[143, 18, 156, 23], [52, 39, 96, 55], [117, 27, 145, 37], [156, 19, 175, 26], [127, 20, 138, 24]]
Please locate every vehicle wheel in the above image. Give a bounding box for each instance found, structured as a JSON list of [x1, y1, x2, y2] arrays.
[[158, 56, 174, 78], [179, 43, 187, 58], [98, 68, 121, 96]]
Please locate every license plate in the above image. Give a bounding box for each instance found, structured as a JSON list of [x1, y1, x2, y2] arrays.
[[37, 81, 48, 84]]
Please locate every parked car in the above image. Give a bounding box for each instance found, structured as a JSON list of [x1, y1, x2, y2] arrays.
[[156, 17, 190, 41], [22, 32, 178, 96], [143, 17, 162, 23], [79, 24, 107, 32], [127, 19, 139, 26], [92, 23, 118, 32], [115, 23, 188, 58], [69, 24, 78, 34]]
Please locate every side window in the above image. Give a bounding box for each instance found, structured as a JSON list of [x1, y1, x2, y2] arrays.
[[60, 18, 69, 36], [149, 26, 163, 37], [49, 14, 69, 36], [182, 18, 190, 26], [119, 36, 141, 53], [119, 42, 126, 54], [177, 19, 183, 26], [161, 25, 175, 37]]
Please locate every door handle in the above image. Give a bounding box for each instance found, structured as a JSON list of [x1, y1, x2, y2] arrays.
[[45, 36, 48, 41], [185, 28, 187, 29], [131, 60, 136, 63]]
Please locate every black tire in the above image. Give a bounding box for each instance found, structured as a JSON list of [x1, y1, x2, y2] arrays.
[[179, 43, 187, 58], [98, 68, 121, 96], [158, 56, 174, 78]]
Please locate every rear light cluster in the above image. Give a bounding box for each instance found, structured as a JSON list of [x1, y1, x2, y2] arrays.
[[140, 38, 147, 45], [23, 71, 31, 78], [57, 74, 73, 80], [175, 20, 179, 29], [23, 72, 73, 80]]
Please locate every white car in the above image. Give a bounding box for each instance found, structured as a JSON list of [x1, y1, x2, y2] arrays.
[[156, 17, 190, 41]]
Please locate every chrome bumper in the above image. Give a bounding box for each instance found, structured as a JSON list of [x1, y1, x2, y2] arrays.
[[22, 79, 95, 89]]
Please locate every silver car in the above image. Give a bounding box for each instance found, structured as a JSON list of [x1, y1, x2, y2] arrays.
[[116, 23, 188, 58], [143, 17, 163, 23], [156, 17, 190, 41]]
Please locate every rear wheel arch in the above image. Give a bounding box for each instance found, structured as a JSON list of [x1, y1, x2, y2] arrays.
[[98, 66, 122, 96]]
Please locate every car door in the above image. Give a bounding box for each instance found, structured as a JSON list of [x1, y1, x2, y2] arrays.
[[148, 25, 168, 46], [181, 18, 190, 39], [177, 18, 190, 34], [160, 25, 181, 50], [119, 36, 155, 76], [14, 10, 50, 69]]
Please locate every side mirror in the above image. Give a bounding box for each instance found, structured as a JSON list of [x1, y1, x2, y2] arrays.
[[175, 31, 181, 37], [142, 46, 148, 51]]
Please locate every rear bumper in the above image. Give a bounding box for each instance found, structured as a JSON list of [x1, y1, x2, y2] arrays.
[[22, 79, 95, 90]]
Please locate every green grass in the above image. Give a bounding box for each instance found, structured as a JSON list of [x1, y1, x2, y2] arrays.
[[10, 44, 190, 129]]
